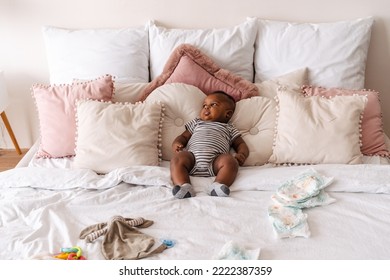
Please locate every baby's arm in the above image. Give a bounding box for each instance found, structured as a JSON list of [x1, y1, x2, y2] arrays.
[[232, 136, 249, 166], [172, 129, 192, 153]]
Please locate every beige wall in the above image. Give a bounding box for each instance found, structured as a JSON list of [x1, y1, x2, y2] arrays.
[[1, 0, 390, 148]]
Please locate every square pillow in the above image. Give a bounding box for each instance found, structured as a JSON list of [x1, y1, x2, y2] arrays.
[[256, 68, 308, 99], [72, 79, 149, 103], [73, 100, 163, 174], [42, 25, 149, 84], [31, 75, 114, 158], [112, 82, 148, 103], [254, 17, 374, 89], [148, 18, 257, 81], [269, 87, 367, 165], [139, 44, 259, 102], [302, 85, 389, 157]]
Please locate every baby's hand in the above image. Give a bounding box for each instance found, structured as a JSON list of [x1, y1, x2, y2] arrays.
[[234, 153, 246, 166], [173, 143, 184, 153]]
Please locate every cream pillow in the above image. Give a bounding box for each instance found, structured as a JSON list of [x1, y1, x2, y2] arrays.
[[73, 99, 163, 174], [256, 68, 308, 99], [145, 83, 204, 161], [146, 83, 277, 166], [269, 87, 367, 165], [230, 96, 276, 166], [112, 82, 149, 103]]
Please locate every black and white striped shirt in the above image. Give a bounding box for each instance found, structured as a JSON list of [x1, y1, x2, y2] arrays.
[[186, 118, 241, 168]]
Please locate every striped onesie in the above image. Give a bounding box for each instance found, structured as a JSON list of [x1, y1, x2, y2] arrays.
[[185, 117, 241, 177]]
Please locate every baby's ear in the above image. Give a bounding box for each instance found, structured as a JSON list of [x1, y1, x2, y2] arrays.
[[226, 110, 233, 119]]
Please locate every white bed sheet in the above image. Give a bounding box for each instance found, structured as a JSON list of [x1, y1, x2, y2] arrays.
[[1, 143, 390, 260]]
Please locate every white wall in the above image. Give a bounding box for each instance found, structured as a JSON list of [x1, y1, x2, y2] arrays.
[[1, 0, 390, 148]]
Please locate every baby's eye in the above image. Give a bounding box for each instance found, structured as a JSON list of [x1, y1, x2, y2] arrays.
[[211, 103, 217, 107]]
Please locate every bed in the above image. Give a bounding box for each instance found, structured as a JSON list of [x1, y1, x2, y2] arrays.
[[1, 16, 390, 260]]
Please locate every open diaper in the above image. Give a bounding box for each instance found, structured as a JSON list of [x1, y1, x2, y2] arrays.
[[268, 168, 335, 238]]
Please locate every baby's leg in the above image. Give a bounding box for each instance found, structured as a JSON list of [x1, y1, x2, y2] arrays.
[[170, 151, 195, 199], [208, 154, 239, 197]]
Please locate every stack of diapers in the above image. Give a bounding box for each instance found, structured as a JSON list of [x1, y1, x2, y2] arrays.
[[268, 168, 335, 238]]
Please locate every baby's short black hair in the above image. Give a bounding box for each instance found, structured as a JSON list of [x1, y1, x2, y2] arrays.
[[212, 91, 236, 111]]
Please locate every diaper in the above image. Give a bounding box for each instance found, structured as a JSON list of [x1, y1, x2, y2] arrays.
[[214, 240, 261, 260], [272, 189, 336, 209], [268, 204, 310, 238], [275, 168, 334, 203], [268, 168, 335, 238]]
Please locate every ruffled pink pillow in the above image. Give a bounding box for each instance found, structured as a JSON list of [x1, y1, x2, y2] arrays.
[[139, 44, 259, 102], [32, 75, 114, 158], [302, 85, 389, 157]]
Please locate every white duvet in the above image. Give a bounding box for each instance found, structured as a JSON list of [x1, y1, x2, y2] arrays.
[[1, 160, 390, 260]]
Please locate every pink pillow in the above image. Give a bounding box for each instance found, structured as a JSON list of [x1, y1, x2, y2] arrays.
[[32, 75, 114, 158], [139, 44, 259, 102], [302, 85, 389, 157]]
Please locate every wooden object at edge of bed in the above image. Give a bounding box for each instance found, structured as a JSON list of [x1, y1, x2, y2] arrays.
[[0, 148, 28, 172], [1, 111, 22, 155]]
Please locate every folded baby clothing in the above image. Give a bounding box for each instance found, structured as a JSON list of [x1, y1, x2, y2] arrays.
[[268, 168, 335, 238]]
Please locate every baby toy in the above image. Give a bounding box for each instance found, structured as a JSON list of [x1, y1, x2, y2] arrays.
[[54, 246, 86, 260]]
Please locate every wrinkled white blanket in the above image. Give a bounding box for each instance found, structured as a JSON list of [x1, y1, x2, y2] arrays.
[[1, 161, 390, 260], [1, 163, 390, 194]]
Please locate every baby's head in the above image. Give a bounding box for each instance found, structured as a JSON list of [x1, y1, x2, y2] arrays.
[[200, 91, 236, 123]]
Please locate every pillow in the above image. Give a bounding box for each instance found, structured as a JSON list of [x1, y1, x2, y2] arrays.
[[256, 68, 308, 99], [254, 17, 374, 89], [269, 87, 367, 165], [230, 96, 276, 166], [148, 18, 257, 81], [73, 100, 163, 174], [146, 83, 276, 166], [42, 25, 149, 84], [302, 85, 390, 157], [72, 79, 149, 103], [112, 82, 148, 103], [139, 44, 259, 102], [233, 68, 308, 165], [145, 83, 204, 161], [31, 75, 114, 158]]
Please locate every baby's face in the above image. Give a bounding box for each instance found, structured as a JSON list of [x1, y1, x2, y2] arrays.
[[200, 94, 233, 123]]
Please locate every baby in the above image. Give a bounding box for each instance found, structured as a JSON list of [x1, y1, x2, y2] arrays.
[[170, 91, 249, 198]]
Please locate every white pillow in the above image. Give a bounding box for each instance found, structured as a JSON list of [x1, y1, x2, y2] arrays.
[[148, 18, 257, 82], [254, 17, 374, 89], [42, 26, 149, 84], [73, 99, 163, 174], [269, 87, 367, 165]]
